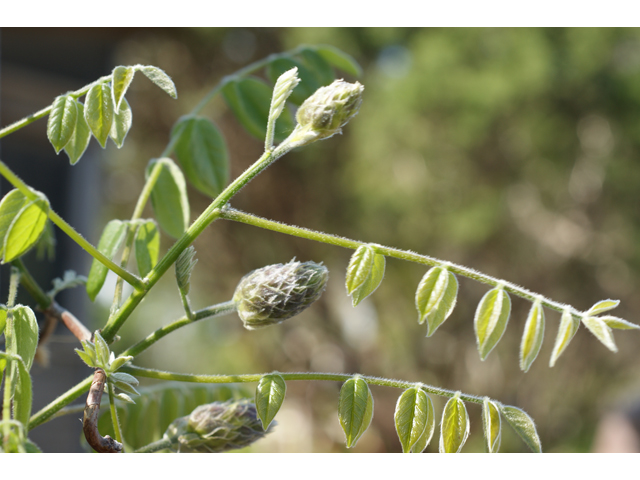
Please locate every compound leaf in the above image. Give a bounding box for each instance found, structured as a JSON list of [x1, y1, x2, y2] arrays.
[[85, 83, 115, 148], [47, 94, 78, 153], [345, 244, 385, 307], [415, 266, 458, 336], [474, 286, 511, 360], [171, 116, 229, 198], [338, 376, 374, 448], [498, 403, 541, 453], [255, 374, 286, 430], [439, 393, 469, 453], [519, 298, 545, 372], [147, 158, 190, 239], [86, 219, 128, 301]]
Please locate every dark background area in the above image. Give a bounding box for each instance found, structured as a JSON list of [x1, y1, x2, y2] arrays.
[[2, 27, 640, 452]]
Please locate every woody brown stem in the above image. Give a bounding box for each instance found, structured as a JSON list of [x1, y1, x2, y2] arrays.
[[83, 369, 123, 453]]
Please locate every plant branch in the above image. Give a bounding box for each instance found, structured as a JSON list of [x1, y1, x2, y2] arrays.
[[29, 375, 93, 430], [107, 382, 124, 446], [220, 207, 585, 319], [135, 437, 173, 453], [121, 365, 485, 406]]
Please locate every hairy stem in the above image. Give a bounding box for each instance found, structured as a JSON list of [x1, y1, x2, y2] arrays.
[[29, 375, 93, 430], [107, 382, 124, 446], [121, 365, 485, 406], [220, 207, 585, 319], [135, 437, 173, 453]]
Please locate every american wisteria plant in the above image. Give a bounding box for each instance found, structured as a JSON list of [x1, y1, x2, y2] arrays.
[[0, 44, 637, 453]]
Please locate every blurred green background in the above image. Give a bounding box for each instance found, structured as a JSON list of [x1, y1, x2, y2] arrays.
[[2, 27, 640, 452]]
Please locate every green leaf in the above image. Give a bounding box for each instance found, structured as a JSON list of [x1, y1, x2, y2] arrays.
[[108, 355, 133, 372], [48, 270, 87, 299], [223, 77, 294, 142], [134, 220, 160, 278], [147, 158, 190, 239], [519, 299, 545, 372], [171, 116, 229, 198], [338, 376, 374, 448], [345, 244, 386, 307], [64, 101, 92, 165], [581, 315, 617, 352], [110, 372, 139, 385], [315, 45, 362, 77], [93, 331, 111, 368], [12, 356, 33, 431], [439, 393, 470, 453], [85, 219, 128, 301], [549, 309, 580, 367], [109, 97, 132, 148], [74, 348, 95, 368], [474, 285, 511, 360], [266, 57, 319, 105], [113, 380, 140, 397], [586, 299, 620, 316], [0, 190, 29, 258], [0, 306, 6, 337], [415, 266, 458, 336], [411, 395, 436, 453], [6, 305, 39, 371], [300, 47, 336, 86], [498, 403, 542, 453], [111, 66, 135, 109], [138, 65, 177, 99], [47, 94, 78, 153], [599, 315, 640, 330], [3, 195, 50, 263], [482, 397, 501, 453], [84, 83, 115, 148], [175, 246, 197, 295], [255, 374, 286, 430], [394, 387, 434, 453]]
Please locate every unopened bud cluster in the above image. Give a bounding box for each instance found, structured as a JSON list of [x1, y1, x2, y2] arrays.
[[233, 260, 329, 330], [163, 399, 271, 453], [285, 79, 364, 148]]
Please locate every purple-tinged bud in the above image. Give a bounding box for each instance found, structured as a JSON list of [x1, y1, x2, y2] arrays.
[[233, 260, 329, 330]]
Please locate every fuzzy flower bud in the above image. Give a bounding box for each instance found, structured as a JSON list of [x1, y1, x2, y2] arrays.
[[163, 399, 272, 453], [284, 80, 364, 148], [233, 260, 329, 330]]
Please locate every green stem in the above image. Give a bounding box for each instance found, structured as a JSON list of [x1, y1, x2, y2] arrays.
[[7, 267, 20, 308], [28, 375, 93, 430], [0, 160, 144, 292], [121, 365, 484, 405], [135, 437, 173, 453], [107, 382, 124, 445], [220, 207, 584, 319], [122, 301, 236, 358], [11, 259, 51, 310]]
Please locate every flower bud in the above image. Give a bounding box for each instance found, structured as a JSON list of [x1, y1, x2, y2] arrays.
[[285, 80, 364, 148], [163, 399, 272, 453], [233, 260, 329, 330]]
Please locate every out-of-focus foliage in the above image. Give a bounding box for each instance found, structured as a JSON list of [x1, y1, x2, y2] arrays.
[[100, 28, 640, 452]]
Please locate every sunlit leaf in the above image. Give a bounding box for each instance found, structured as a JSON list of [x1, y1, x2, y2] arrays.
[[586, 299, 620, 316], [394, 387, 434, 453], [109, 97, 132, 148], [338, 376, 374, 448], [345, 244, 386, 307], [84, 83, 115, 148], [411, 393, 436, 453], [85, 219, 127, 301], [0, 189, 29, 258], [74, 348, 95, 368], [549, 308, 580, 367], [482, 397, 501, 453], [138, 65, 177, 99], [498, 403, 542, 453], [171, 116, 229, 198], [6, 305, 39, 372], [581, 315, 617, 352], [599, 315, 640, 330], [47, 94, 78, 153], [134, 220, 160, 278], [439, 392, 469, 453], [110, 372, 139, 385], [314, 45, 362, 77], [415, 266, 458, 336], [474, 285, 511, 360], [111, 66, 135, 109], [12, 356, 33, 431], [3, 195, 50, 263], [64, 101, 92, 165], [519, 298, 545, 372], [255, 374, 286, 431], [147, 158, 190, 239], [300, 47, 335, 86]]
